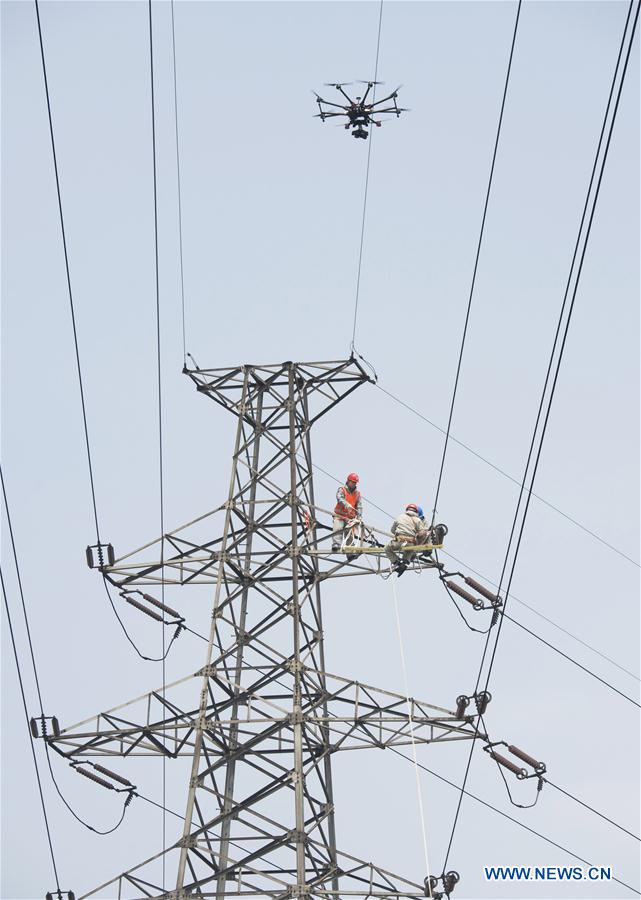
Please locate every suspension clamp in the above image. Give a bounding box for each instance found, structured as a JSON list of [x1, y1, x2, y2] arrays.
[[85, 543, 115, 569], [30, 715, 60, 739], [424, 871, 460, 899]]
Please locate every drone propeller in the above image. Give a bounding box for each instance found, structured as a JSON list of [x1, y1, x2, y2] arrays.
[[390, 84, 404, 97], [356, 79, 385, 85], [324, 82, 353, 88]]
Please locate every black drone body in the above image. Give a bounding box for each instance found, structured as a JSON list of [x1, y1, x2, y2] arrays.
[[313, 81, 406, 139]]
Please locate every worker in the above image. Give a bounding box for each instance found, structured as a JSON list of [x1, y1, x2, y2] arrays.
[[332, 472, 363, 552], [417, 505, 433, 561], [385, 503, 429, 575]]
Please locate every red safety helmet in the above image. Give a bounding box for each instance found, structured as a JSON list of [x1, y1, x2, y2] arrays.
[[406, 503, 419, 512], [346, 472, 359, 484]]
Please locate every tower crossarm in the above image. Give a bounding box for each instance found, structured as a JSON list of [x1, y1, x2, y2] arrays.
[[43, 665, 481, 760], [79, 830, 427, 900], [184, 358, 372, 426]]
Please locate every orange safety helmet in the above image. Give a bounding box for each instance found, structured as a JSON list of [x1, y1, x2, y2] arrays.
[[406, 503, 418, 513], [346, 472, 359, 483]]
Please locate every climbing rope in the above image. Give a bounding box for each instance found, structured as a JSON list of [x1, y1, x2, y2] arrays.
[[389, 575, 432, 897]]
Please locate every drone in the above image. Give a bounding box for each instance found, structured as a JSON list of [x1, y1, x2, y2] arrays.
[[313, 80, 406, 139]]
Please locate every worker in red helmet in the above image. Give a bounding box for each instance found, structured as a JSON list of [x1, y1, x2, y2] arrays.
[[385, 502, 429, 576], [331, 472, 363, 553]]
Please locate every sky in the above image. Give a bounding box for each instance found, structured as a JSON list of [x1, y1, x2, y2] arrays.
[[1, 1, 639, 899]]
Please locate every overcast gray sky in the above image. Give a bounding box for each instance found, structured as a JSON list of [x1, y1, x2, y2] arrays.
[[2, 1, 639, 898]]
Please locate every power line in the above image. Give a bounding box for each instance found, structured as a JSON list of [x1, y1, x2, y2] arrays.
[[3, 464, 135, 847], [543, 779, 640, 843], [440, 548, 639, 682], [502, 610, 640, 708], [478, 718, 639, 840], [44, 749, 133, 836], [431, 0, 522, 524], [480, 0, 639, 702], [34, 0, 172, 667], [34, 0, 101, 544], [308, 459, 639, 689], [389, 748, 640, 896], [442, 0, 639, 870], [170, 0, 188, 364], [376, 382, 639, 568], [0, 563, 61, 892], [435, 562, 639, 707], [1, 467, 47, 713], [349, 0, 384, 353]]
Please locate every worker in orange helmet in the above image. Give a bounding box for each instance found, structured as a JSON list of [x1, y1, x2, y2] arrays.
[[331, 472, 363, 553], [385, 502, 429, 576]]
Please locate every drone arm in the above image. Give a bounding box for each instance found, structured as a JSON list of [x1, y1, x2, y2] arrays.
[[370, 92, 399, 108], [318, 98, 348, 110], [360, 82, 373, 104], [337, 85, 354, 103]]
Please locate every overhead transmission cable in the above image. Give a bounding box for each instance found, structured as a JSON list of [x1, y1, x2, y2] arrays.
[[34, 0, 100, 544], [388, 749, 640, 896], [137, 756, 641, 897], [376, 383, 639, 568], [435, 556, 639, 704], [307, 459, 639, 695], [475, 0, 639, 702], [431, 0, 522, 525], [170, 0, 188, 364], [441, 547, 639, 682], [3, 467, 134, 837], [33, 0, 174, 666], [441, 0, 639, 872], [480, 0, 639, 699], [349, 0, 384, 356], [476, 713, 640, 839], [147, 0, 167, 884], [0, 472, 62, 893], [501, 610, 639, 707]]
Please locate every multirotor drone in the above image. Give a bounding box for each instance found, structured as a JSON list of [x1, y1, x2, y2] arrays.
[[313, 80, 406, 139]]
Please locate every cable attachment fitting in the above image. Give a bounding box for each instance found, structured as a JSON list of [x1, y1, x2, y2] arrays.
[[86, 542, 115, 569], [484, 740, 547, 780], [445, 580, 484, 611], [455, 695, 470, 719], [424, 871, 460, 899], [429, 523, 448, 547], [120, 590, 185, 628], [453, 691, 491, 718], [463, 576, 502, 607], [474, 690, 491, 715], [45, 892, 75, 900], [30, 715, 60, 739], [71, 761, 138, 802]]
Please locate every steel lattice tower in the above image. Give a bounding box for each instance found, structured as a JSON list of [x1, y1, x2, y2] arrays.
[[45, 358, 479, 899]]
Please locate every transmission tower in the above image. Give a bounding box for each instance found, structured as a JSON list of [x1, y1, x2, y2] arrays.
[[43, 358, 481, 899]]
